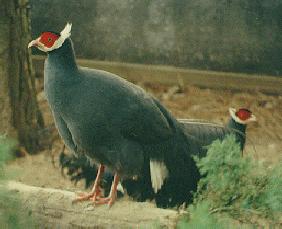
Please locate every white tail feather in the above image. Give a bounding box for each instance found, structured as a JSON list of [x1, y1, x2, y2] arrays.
[[117, 182, 124, 194], [150, 160, 168, 193]]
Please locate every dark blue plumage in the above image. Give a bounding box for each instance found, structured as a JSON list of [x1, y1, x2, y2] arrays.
[[180, 118, 247, 157], [29, 25, 200, 207], [45, 38, 184, 173]]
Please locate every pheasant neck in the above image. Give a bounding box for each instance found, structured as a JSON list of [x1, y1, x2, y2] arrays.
[[47, 38, 78, 73], [228, 118, 247, 134]]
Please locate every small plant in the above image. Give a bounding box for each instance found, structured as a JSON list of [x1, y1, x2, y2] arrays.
[[177, 200, 230, 229], [180, 135, 282, 227], [196, 135, 263, 210], [259, 161, 282, 213], [0, 136, 36, 228]]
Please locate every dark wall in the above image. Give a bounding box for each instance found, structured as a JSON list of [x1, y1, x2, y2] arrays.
[[30, 0, 282, 76]]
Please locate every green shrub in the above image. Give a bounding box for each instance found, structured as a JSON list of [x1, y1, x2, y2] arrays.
[[179, 135, 281, 227], [259, 161, 282, 212], [0, 137, 36, 228], [192, 135, 282, 222], [177, 201, 230, 229]]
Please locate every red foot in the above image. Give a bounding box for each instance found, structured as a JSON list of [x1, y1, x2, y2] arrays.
[[95, 197, 115, 207], [93, 174, 119, 207], [72, 164, 120, 208], [73, 186, 103, 203], [73, 164, 105, 203]]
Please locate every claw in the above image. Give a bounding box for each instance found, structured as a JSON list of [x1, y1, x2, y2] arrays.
[[94, 173, 119, 207], [73, 164, 105, 203], [72, 187, 103, 203], [72, 164, 119, 208]]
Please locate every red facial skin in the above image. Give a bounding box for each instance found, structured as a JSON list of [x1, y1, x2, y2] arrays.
[[235, 108, 252, 121], [39, 32, 60, 48]]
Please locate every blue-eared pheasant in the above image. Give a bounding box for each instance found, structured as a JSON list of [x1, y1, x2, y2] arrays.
[[28, 23, 200, 207], [180, 107, 256, 157]]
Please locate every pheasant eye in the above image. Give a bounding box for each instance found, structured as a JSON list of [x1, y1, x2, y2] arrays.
[[48, 38, 52, 42]]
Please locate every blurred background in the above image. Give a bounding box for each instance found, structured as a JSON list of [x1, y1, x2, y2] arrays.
[[30, 0, 282, 75]]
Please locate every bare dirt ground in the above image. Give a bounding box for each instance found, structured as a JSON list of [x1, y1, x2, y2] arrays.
[[6, 76, 282, 227]]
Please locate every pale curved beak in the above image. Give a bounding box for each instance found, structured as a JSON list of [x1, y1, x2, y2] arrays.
[[28, 38, 39, 48]]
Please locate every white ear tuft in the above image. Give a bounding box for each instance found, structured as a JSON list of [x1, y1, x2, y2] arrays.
[[229, 107, 242, 123], [60, 23, 72, 40], [229, 107, 236, 117]]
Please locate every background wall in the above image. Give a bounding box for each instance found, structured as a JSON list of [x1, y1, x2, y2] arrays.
[[30, 0, 282, 76]]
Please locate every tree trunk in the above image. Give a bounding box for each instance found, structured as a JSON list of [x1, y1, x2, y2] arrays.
[[0, 0, 44, 153]]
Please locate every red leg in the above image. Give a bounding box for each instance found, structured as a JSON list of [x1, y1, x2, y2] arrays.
[[94, 173, 119, 207], [73, 164, 105, 203]]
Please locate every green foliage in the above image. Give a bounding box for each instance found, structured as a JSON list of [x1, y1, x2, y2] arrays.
[[0, 137, 15, 180], [0, 137, 36, 228], [193, 135, 282, 221], [179, 135, 281, 226], [177, 201, 230, 229], [260, 162, 282, 212]]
